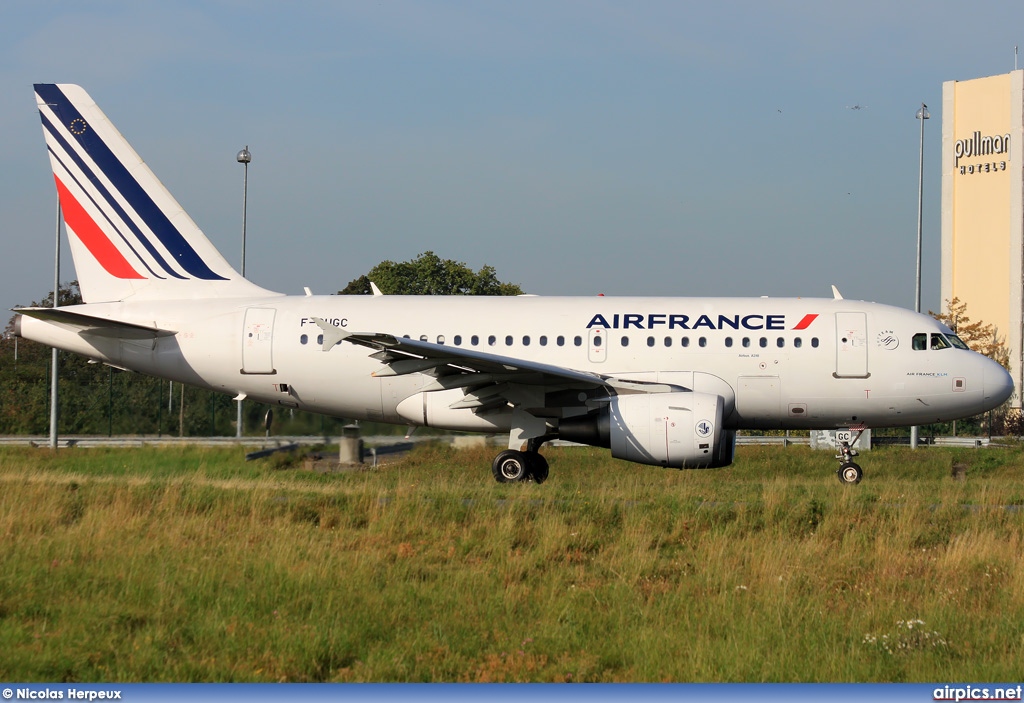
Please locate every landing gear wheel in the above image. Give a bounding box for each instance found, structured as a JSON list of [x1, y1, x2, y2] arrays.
[[834, 430, 865, 484], [526, 452, 549, 484], [837, 462, 863, 485], [492, 450, 529, 483]]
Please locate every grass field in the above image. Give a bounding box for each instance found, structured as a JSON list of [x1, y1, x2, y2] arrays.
[[1, 441, 1023, 682]]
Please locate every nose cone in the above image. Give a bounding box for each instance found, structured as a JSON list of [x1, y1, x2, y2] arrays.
[[983, 359, 1015, 411]]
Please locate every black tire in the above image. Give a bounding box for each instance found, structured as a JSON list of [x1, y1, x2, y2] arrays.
[[837, 462, 863, 485], [492, 450, 529, 483], [527, 452, 549, 484]]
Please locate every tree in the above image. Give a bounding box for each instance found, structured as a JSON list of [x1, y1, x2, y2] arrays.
[[931, 297, 1010, 370], [931, 297, 1018, 436], [338, 252, 522, 296], [338, 275, 372, 295]]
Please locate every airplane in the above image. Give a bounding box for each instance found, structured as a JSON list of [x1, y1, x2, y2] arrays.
[[12, 84, 1015, 485]]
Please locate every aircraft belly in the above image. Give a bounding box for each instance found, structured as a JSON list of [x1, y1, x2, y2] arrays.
[[734, 376, 781, 428], [778, 379, 985, 428], [252, 347, 384, 420]]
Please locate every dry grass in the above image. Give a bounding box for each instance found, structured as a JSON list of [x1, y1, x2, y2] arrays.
[[0, 442, 1023, 681]]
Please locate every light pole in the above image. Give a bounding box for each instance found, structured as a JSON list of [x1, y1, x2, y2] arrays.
[[911, 103, 929, 450], [236, 146, 251, 440], [49, 203, 61, 449]]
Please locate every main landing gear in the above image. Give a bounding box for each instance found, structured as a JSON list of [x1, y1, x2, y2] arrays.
[[491, 450, 549, 483], [835, 429, 865, 485], [491, 436, 551, 484]]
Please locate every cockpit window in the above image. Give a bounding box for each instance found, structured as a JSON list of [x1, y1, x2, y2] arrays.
[[931, 333, 951, 350], [947, 334, 970, 350], [912, 333, 927, 350]]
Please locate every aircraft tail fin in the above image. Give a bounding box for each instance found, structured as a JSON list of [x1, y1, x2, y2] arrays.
[[34, 83, 274, 303]]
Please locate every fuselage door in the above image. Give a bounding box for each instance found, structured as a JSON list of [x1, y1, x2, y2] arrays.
[[588, 327, 607, 363], [835, 312, 868, 378], [242, 307, 276, 374]]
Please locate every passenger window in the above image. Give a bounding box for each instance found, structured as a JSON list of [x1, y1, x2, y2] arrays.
[[593, 335, 603, 347], [523, 336, 531, 346], [699, 337, 707, 348], [759, 337, 767, 348], [471, 335, 479, 346], [912, 333, 927, 350], [454, 335, 462, 346], [488, 335, 496, 346], [505, 335, 514, 346], [419, 334, 428, 342], [681, 337, 690, 348], [557, 336, 565, 347], [574, 336, 582, 346], [811, 338, 819, 348], [436, 335, 445, 345], [742, 337, 750, 348], [931, 333, 951, 350], [664, 337, 672, 347], [794, 337, 802, 348], [777, 337, 784, 348], [300, 334, 308, 345], [317, 334, 324, 346], [621, 336, 630, 347], [647, 336, 655, 347], [540, 336, 548, 346], [725, 337, 733, 348]]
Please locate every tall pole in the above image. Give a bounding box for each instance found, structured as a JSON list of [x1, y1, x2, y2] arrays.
[[911, 103, 929, 450], [49, 204, 61, 449], [236, 146, 251, 439]]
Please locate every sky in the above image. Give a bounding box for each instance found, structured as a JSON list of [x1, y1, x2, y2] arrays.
[[1, 1, 1023, 319]]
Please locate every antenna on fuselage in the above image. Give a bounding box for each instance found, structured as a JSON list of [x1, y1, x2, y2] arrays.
[[831, 285, 844, 300]]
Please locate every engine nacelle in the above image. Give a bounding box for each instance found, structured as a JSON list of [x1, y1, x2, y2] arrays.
[[559, 391, 735, 469]]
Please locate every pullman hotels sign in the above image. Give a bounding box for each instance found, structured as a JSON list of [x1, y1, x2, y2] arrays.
[[954, 131, 1011, 175]]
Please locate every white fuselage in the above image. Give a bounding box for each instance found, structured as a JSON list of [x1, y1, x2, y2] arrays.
[[19, 294, 1014, 433]]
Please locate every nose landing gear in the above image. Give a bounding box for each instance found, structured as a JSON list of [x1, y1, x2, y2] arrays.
[[835, 429, 864, 484]]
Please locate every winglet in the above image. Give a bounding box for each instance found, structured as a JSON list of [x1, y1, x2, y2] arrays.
[[831, 285, 844, 300], [311, 317, 349, 351]]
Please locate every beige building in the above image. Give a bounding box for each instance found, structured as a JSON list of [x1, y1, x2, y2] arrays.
[[941, 69, 1024, 408]]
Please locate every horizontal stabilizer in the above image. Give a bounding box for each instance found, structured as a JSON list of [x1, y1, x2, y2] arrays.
[[15, 307, 176, 339]]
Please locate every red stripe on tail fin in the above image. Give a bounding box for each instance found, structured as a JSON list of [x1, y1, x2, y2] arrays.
[[54, 176, 144, 280]]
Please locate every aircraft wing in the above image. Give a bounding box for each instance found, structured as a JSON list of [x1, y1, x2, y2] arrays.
[[310, 318, 681, 395], [14, 307, 177, 339]]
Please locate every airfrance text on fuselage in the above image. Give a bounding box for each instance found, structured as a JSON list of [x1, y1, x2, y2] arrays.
[[585, 313, 817, 331]]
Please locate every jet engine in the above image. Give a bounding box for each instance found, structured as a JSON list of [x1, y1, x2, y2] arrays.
[[558, 392, 735, 469]]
